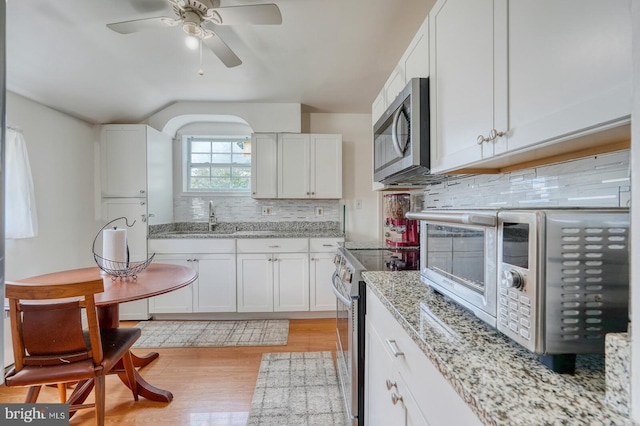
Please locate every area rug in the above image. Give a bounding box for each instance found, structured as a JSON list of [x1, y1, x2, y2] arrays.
[[247, 352, 349, 426], [132, 319, 289, 348]]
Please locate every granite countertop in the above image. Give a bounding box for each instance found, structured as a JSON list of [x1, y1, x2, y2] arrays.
[[148, 221, 345, 239], [362, 271, 631, 426]]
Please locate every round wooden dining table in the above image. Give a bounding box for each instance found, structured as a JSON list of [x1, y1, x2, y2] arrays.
[[17, 263, 198, 403]]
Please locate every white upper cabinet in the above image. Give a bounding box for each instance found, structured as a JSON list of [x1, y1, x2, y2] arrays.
[[251, 133, 278, 198], [100, 124, 173, 225], [308, 134, 343, 199], [252, 133, 342, 199], [429, 0, 632, 173], [429, 0, 497, 172], [101, 125, 148, 197], [372, 15, 430, 125]]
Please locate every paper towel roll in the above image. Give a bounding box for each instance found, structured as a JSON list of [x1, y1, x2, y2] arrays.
[[102, 228, 127, 270]]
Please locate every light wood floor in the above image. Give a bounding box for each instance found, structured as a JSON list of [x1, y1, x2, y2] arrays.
[[0, 318, 337, 425]]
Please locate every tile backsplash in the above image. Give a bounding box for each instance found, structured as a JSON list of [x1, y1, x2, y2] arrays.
[[422, 151, 630, 209], [174, 196, 341, 223]]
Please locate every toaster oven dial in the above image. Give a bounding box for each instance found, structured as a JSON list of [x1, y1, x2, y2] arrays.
[[502, 269, 525, 290]]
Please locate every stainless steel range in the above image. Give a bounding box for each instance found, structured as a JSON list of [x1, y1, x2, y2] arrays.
[[331, 243, 420, 426]]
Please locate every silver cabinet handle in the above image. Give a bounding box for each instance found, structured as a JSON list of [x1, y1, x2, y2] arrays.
[[385, 339, 404, 357], [141, 214, 147, 223], [391, 393, 403, 405], [490, 128, 506, 140], [322, 244, 334, 247], [140, 189, 145, 194], [268, 245, 280, 248], [140, 201, 146, 205], [476, 134, 491, 145], [385, 379, 397, 390]]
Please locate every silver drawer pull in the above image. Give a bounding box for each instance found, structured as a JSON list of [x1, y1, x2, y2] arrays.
[[385, 339, 404, 357], [391, 393, 403, 405], [268, 245, 280, 248], [385, 379, 397, 390], [322, 244, 334, 247]]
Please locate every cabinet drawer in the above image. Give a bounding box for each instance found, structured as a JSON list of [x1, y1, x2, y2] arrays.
[[310, 238, 343, 252], [149, 238, 235, 254], [237, 238, 308, 253]]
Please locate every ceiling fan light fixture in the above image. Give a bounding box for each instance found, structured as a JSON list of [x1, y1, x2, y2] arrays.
[[185, 35, 200, 50], [183, 21, 203, 37]]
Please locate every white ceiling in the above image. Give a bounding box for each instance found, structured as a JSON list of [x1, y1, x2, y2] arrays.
[[6, 0, 433, 124]]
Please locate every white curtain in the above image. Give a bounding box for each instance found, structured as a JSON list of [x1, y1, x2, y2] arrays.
[[5, 128, 38, 239]]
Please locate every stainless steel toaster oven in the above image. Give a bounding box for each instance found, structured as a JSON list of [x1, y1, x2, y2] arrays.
[[409, 208, 630, 373]]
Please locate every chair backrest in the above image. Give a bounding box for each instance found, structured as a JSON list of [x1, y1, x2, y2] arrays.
[[5, 278, 105, 372]]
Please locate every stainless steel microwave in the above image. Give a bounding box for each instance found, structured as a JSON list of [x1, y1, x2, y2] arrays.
[[373, 78, 430, 186]]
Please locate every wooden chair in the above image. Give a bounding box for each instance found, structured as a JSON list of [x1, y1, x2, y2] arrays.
[[4, 278, 142, 426]]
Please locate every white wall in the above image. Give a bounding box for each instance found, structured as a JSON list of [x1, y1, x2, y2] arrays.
[[5, 92, 99, 280], [146, 101, 302, 134], [305, 112, 380, 241]]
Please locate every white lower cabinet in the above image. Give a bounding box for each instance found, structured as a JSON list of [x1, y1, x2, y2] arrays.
[[147, 255, 194, 313], [237, 238, 309, 313], [148, 239, 236, 314], [366, 291, 481, 426], [309, 238, 343, 311]]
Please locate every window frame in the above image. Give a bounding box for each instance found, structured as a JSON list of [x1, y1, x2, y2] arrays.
[[181, 134, 252, 196]]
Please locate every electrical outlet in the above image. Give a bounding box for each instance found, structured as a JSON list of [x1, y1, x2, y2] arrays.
[[261, 206, 272, 216], [315, 207, 324, 217]]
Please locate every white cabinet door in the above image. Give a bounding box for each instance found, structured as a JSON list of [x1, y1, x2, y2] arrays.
[[499, 0, 632, 155], [429, 0, 497, 173], [310, 252, 337, 311], [101, 198, 148, 261], [193, 254, 237, 313], [384, 66, 406, 107], [403, 17, 429, 82], [146, 127, 173, 225], [148, 255, 194, 313], [278, 133, 311, 198], [310, 134, 342, 199], [366, 317, 406, 426], [251, 133, 278, 198], [372, 91, 386, 125], [101, 124, 147, 198], [237, 253, 274, 312], [273, 253, 309, 312]]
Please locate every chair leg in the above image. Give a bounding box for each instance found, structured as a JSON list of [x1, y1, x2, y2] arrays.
[[121, 350, 139, 401], [25, 386, 41, 403], [57, 383, 67, 402], [94, 376, 105, 426]]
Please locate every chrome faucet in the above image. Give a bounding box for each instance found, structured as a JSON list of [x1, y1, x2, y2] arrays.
[[208, 201, 217, 231]]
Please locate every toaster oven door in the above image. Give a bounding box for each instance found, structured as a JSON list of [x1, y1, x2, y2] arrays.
[[408, 210, 499, 327]]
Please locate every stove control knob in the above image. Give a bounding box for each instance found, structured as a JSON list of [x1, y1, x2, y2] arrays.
[[502, 269, 525, 289]]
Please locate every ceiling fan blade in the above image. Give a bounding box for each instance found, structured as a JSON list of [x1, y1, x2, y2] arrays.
[[213, 4, 282, 25], [202, 33, 243, 67], [106, 17, 175, 34]]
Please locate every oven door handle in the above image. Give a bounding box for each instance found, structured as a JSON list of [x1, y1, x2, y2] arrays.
[[406, 211, 497, 227], [331, 272, 354, 307]]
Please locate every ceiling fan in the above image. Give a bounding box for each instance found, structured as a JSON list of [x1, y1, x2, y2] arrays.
[[106, 0, 282, 68]]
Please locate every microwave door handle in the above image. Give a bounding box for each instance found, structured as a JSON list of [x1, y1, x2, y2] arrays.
[[391, 106, 405, 157], [406, 211, 497, 227]]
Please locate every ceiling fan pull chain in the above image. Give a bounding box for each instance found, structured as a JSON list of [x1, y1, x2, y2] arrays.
[[198, 37, 204, 75]]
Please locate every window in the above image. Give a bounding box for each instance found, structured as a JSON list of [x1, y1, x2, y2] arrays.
[[185, 136, 251, 193]]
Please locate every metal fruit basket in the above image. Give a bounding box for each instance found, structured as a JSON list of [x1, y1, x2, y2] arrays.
[[93, 252, 155, 280], [92, 217, 155, 280]]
